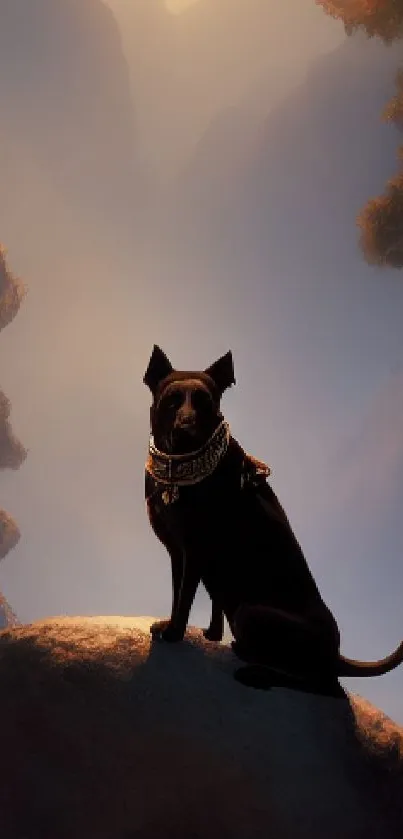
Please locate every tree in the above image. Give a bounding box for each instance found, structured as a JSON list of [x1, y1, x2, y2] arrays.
[[0, 246, 26, 582], [316, 1, 403, 42], [317, 0, 403, 267], [357, 172, 403, 267]]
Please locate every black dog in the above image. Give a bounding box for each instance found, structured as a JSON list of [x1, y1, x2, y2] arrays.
[[144, 344, 403, 690]]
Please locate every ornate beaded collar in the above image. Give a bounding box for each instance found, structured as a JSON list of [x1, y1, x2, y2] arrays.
[[146, 419, 231, 504]]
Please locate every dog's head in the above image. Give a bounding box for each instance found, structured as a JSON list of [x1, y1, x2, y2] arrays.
[[143, 345, 235, 454]]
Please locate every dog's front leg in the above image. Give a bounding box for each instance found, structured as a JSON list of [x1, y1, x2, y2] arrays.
[[203, 601, 225, 642], [153, 551, 202, 643], [150, 546, 184, 639]]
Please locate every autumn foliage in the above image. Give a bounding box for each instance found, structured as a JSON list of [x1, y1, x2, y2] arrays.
[[0, 246, 26, 564], [383, 68, 403, 127], [317, 0, 403, 42], [358, 173, 403, 267], [0, 245, 25, 331], [317, 0, 403, 268], [0, 390, 27, 471]]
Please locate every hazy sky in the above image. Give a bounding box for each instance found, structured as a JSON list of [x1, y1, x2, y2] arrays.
[[106, 0, 343, 175], [1, 0, 403, 725], [166, 0, 199, 12]]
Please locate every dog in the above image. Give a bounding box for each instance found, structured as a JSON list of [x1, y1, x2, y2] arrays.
[[144, 344, 403, 690]]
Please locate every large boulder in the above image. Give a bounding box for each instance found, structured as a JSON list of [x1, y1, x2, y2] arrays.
[[0, 615, 402, 838]]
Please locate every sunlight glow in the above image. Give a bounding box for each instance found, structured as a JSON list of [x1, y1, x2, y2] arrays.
[[165, 0, 200, 14]]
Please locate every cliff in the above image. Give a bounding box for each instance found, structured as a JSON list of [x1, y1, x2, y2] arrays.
[[0, 0, 139, 245]]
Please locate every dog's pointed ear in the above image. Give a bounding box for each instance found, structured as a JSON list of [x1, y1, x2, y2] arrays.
[[205, 351, 235, 396], [143, 345, 173, 393]]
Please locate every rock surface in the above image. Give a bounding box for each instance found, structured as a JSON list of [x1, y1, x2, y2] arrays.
[[0, 615, 402, 839]]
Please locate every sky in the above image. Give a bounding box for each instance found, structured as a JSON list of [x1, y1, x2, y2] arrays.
[[166, 0, 199, 12], [107, 0, 343, 176], [1, 0, 403, 725]]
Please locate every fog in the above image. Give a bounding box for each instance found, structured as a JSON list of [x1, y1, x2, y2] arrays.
[[1, 0, 403, 722]]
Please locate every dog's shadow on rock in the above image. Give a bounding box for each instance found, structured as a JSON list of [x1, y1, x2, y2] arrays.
[[128, 635, 403, 838], [233, 661, 347, 699], [145, 629, 348, 701], [143, 634, 403, 829]]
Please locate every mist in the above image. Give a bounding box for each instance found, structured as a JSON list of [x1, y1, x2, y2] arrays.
[[1, 0, 403, 723]]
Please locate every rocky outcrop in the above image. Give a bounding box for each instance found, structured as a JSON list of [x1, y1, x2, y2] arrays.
[[0, 615, 402, 838]]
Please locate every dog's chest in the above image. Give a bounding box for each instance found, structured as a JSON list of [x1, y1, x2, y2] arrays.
[[163, 479, 257, 552]]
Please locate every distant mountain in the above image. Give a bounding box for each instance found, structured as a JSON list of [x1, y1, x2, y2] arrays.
[[111, 0, 342, 176], [0, 0, 141, 244], [239, 34, 401, 255], [156, 32, 403, 464], [174, 34, 401, 251]]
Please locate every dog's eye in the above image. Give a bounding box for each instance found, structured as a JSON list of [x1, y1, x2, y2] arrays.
[[164, 391, 182, 410], [192, 390, 212, 410]]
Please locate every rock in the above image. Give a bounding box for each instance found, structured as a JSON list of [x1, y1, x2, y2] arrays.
[[0, 615, 402, 838]]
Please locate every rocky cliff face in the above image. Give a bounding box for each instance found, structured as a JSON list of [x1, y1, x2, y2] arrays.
[[0, 615, 402, 838], [0, 0, 140, 244]]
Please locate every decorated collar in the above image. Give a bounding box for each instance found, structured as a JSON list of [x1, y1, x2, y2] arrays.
[[146, 420, 231, 504]]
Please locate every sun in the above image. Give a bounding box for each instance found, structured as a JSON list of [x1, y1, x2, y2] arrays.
[[165, 0, 200, 13]]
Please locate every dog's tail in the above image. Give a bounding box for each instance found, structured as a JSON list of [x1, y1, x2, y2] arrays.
[[338, 641, 403, 677]]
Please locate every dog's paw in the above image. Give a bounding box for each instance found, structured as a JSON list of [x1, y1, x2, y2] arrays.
[[160, 624, 185, 642], [150, 620, 184, 643], [203, 625, 224, 642], [150, 619, 171, 637]]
